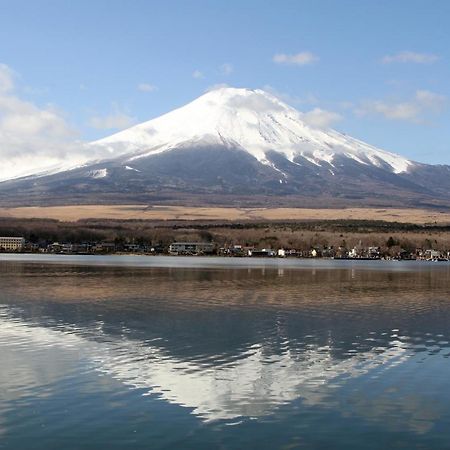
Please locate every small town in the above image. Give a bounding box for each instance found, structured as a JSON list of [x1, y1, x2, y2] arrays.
[[1, 235, 449, 261]]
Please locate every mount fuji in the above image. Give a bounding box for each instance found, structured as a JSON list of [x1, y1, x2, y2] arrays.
[[1, 87, 449, 208]]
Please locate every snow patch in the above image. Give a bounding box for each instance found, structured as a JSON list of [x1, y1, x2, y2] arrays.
[[261, 159, 288, 178], [301, 154, 322, 167], [89, 168, 108, 179]]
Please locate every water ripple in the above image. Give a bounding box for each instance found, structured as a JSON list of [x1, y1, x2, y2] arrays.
[[1, 260, 450, 448]]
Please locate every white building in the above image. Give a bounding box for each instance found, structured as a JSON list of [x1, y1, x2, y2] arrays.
[[0, 237, 25, 251], [425, 249, 441, 260]]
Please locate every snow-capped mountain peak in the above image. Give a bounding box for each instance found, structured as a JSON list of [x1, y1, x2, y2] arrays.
[[92, 87, 413, 174]]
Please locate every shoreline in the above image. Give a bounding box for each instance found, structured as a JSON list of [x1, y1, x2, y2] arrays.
[[1, 253, 449, 271]]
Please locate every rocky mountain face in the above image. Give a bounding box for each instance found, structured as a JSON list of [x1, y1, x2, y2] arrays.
[[1, 87, 449, 208]]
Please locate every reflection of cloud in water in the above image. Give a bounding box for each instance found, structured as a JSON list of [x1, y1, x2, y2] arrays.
[[0, 316, 88, 397], [1, 309, 434, 428], [96, 339, 409, 421]]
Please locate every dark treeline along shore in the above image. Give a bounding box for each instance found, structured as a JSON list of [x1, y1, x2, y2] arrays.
[[1, 216, 450, 259]]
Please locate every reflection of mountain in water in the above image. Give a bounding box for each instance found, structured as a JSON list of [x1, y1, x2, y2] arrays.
[[1, 261, 450, 424], [0, 306, 411, 421]]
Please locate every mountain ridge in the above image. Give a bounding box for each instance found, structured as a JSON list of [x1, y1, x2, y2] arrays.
[[1, 87, 449, 209]]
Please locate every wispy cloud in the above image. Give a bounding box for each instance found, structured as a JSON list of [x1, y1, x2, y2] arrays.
[[192, 70, 204, 79], [262, 85, 340, 128], [219, 63, 233, 75], [89, 108, 136, 130], [355, 90, 447, 123], [0, 64, 17, 92], [302, 108, 342, 128], [137, 83, 157, 92], [204, 83, 230, 92], [273, 52, 319, 66], [262, 85, 318, 106], [382, 51, 439, 64]]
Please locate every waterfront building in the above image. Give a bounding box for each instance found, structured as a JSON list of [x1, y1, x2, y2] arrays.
[[249, 248, 276, 257], [425, 249, 441, 260], [0, 237, 25, 251], [169, 242, 215, 255]]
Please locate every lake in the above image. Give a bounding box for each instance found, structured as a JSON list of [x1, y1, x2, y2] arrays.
[[1, 255, 450, 449]]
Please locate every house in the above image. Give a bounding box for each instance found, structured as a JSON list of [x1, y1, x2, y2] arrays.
[[24, 242, 40, 252], [70, 243, 91, 254], [169, 242, 215, 255], [48, 242, 64, 253], [249, 248, 276, 257], [335, 246, 349, 258], [322, 246, 336, 258], [149, 244, 165, 254], [425, 249, 441, 260], [92, 242, 116, 253], [124, 243, 141, 252], [220, 245, 248, 257]]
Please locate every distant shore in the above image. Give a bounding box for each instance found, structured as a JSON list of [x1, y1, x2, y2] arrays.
[[1, 214, 450, 261]]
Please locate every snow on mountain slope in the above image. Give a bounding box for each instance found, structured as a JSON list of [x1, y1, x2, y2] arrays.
[[91, 87, 414, 174]]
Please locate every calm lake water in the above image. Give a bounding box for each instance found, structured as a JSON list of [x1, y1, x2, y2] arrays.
[[1, 255, 450, 449]]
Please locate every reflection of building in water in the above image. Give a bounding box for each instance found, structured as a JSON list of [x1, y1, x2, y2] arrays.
[[0, 237, 25, 251]]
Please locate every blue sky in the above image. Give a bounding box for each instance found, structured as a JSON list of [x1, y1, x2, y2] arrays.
[[0, 0, 449, 172]]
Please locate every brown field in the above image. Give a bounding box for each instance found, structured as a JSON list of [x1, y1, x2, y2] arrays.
[[0, 204, 449, 224]]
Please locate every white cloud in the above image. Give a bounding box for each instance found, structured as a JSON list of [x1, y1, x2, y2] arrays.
[[204, 83, 230, 92], [355, 90, 447, 123], [301, 108, 342, 128], [262, 85, 318, 106], [0, 63, 15, 93], [382, 51, 439, 64], [273, 52, 319, 66], [225, 91, 285, 112], [261, 85, 340, 128], [0, 64, 84, 181], [357, 101, 419, 121], [137, 83, 157, 92], [219, 63, 233, 75], [415, 90, 446, 112], [192, 70, 204, 79], [89, 111, 136, 130], [0, 64, 143, 181]]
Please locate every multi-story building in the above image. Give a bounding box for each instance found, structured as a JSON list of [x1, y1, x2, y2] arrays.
[[169, 242, 215, 255], [0, 237, 25, 251]]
